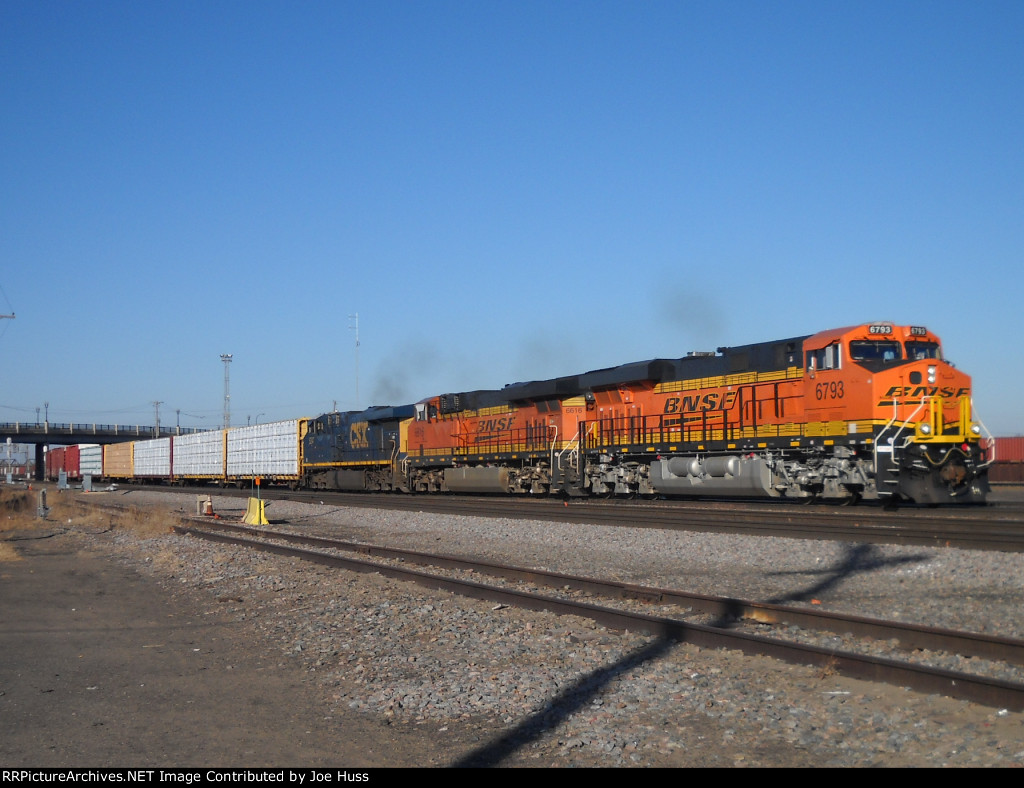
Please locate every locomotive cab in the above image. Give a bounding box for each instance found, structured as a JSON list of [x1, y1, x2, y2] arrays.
[[802, 323, 990, 503]]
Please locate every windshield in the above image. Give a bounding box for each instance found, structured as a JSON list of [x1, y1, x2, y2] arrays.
[[905, 340, 942, 360], [849, 340, 902, 362]]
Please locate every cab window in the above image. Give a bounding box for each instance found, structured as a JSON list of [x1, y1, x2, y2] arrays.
[[850, 340, 902, 362], [414, 403, 438, 422], [806, 342, 841, 371], [905, 340, 942, 360]]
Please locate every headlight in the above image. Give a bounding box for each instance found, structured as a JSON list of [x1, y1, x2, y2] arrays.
[[971, 424, 981, 435], [919, 423, 932, 435], [927, 365, 937, 383]]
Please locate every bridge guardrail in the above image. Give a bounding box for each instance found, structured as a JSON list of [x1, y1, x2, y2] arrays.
[[0, 422, 207, 437]]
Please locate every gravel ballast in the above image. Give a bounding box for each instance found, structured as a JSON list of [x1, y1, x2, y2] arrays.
[[77, 489, 1024, 767]]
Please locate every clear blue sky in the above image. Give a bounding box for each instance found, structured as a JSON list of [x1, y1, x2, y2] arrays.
[[2, 1, 1021, 435]]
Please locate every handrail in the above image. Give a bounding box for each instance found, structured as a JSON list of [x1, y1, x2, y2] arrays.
[[553, 423, 592, 492], [874, 398, 928, 474], [873, 394, 995, 474], [880, 398, 928, 448], [551, 425, 573, 468], [972, 399, 997, 468]]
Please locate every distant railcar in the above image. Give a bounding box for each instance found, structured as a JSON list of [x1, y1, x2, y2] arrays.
[[79, 444, 103, 479], [225, 420, 305, 487], [45, 445, 80, 481], [989, 437, 1024, 483], [43, 443, 101, 482], [103, 442, 134, 481], [93, 420, 305, 489], [172, 430, 226, 482]]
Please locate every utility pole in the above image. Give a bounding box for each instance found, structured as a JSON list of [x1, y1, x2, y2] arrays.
[[348, 313, 360, 407], [221, 354, 233, 428], [152, 401, 163, 436]]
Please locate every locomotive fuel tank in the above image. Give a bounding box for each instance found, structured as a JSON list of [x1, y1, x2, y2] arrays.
[[649, 454, 778, 497], [443, 466, 512, 494], [330, 469, 370, 491]]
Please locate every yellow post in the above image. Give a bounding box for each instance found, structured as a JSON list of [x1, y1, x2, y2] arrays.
[[243, 497, 269, 525]]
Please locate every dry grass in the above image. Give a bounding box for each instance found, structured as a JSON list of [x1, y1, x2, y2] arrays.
[[0, 539, 18, 562], [0, 485, 189, 562]]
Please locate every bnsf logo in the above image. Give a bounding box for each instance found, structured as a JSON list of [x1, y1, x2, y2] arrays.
[[882, 386, 970, 398], [478, 417, 515, 432], [663, 392, 738, 413]]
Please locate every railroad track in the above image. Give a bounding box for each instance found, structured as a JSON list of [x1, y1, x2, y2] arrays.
[[99, 481, 1024, 550], [171, 518, 1024, 712], [179, 485, 1024, 552]]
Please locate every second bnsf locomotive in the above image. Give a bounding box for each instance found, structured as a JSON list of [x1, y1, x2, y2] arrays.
[[303, 322, 991, 505]]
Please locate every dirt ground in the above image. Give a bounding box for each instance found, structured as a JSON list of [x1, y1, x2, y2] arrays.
[[0, 487, 507, 769]]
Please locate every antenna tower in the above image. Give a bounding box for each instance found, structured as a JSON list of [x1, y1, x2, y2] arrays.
[[348, 313, 360, 406], [221, 354, 233, 428]]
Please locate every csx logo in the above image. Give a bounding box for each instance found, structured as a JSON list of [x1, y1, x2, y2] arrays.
[[349, 422, 369, 449], [478, 417, 515, 432], [663, 392, 738, 413], [882, 386, 970, 398]]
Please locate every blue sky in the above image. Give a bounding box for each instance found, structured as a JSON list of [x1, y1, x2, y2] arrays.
[[1, 1, 1022, 435]]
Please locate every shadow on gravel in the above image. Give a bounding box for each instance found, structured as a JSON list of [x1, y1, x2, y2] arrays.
[[450, 626, 685, 768], [451, 544, 934, 766], [763, 542, 932, 606]]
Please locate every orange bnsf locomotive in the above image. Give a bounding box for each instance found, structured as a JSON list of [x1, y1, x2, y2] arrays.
[[304, 321, 991, 505]]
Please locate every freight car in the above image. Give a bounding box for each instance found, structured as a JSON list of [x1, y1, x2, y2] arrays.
[[302, 321, 992, 505], [45, 445, 80, 481], [44, 444, 101, 483], [988, 437, 1024, 484], [100, 420, 305, 488]]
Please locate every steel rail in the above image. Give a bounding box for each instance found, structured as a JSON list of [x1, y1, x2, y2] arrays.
[[182, 519, 1024, 667], [172, 522, 1024, 712], [242, 488, 1024, 552], [177, 519, 1024, 665], [114, 485, 1024, 551]]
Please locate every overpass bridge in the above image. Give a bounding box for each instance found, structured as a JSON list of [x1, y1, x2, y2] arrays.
[[0, 421, 208, 481]]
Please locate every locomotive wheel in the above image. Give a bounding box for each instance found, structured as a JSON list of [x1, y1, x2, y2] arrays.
[[832, 492, 861, 507]]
